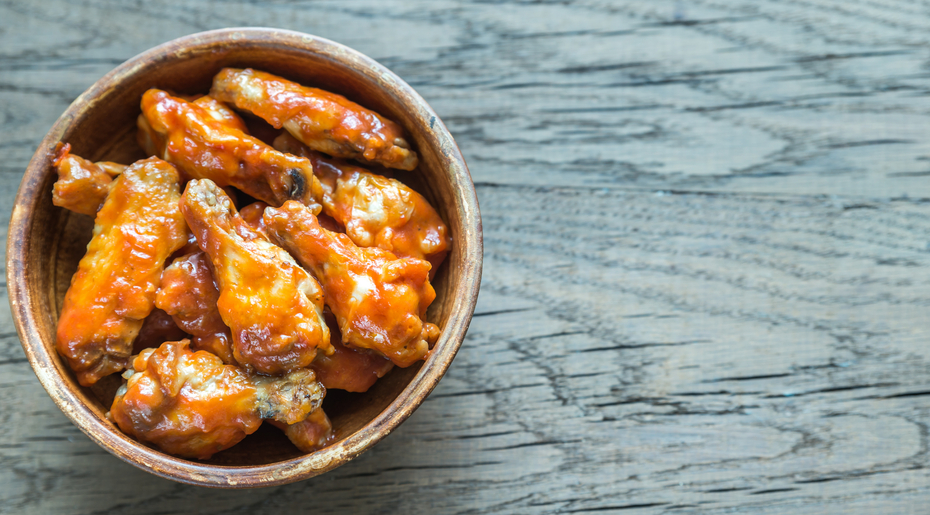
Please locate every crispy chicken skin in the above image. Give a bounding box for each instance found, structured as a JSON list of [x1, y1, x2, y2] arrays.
[[139, 89, 322, 208], [211, 68, 418, 171], [155, 252, 235, 365], [265, 201, 440, 368], [274, 133, 449, 268], [51, 143, 127, 216], [180, 179, 331, 375], [56, 157, 188, 386], [110, 340, 325, 460]]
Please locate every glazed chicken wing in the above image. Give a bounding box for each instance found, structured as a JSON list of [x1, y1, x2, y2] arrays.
[[274, 133, 449, 267], [56, 157, 188, 386], [265, 201, 440, 368], [51, 143, 127, 216], [180, 179, 331, 375], [139, 89, 322, 208], [110, 339, 326, 459], [155, 252, 235, 365], [211, 68, 418, 171]]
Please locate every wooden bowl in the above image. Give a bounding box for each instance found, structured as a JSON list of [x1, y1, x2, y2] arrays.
[[6, 28, 482, 487]]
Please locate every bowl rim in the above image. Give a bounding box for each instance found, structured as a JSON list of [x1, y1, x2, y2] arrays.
[[6, 27, 483, 488]]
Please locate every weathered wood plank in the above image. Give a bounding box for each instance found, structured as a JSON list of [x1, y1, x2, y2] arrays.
[[3, 0, 930, 513]]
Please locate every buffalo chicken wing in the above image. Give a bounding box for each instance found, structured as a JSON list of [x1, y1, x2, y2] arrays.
[[56, 157, 188, 386], [110, 339, 326, 459], [139, 89, 322, 208], [180, 179, 331, 375], [274, 133, 449, 267], [211, 68, 418, 171], [265, 201, 439, 368]]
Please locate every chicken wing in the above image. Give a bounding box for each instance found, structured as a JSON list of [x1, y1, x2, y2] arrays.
[[51, 143, 127, 216], [155, 252, 235, 365], [265, 201, 439, 368], [180, 179, 331, 375], [56, 157, 188, 386], [211, 68, 418, 171], [110, 339, 325, 460], [274, 133, 449, 268], [139, 89, 322, 208]]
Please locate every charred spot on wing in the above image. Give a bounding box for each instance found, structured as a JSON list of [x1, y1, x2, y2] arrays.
[[289, 169, 305, 199]]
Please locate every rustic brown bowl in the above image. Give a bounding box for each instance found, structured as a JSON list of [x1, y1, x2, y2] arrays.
[[6, 28, 482, 487]]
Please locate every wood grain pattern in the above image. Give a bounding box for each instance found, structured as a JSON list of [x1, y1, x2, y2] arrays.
[[3, 0, 930, 511]]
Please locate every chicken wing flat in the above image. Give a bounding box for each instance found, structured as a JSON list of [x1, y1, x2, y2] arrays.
[[52, 143, 127, 216], [110, 339, 325, 459], [211, 68, 418, 171], [57, 157, 188, 386], [274, 133, 449, 267], [139, 89, 322, 208], [180, 179, 331, 375], [265, 201, 439, 368], [155, 252, 235, 365], [270, 407, 334, 453]]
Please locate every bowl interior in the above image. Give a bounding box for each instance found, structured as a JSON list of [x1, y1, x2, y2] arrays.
[[18, 30, 474, 475]]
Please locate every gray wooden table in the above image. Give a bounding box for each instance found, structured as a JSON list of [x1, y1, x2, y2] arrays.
[[4, 0, 930, 513]]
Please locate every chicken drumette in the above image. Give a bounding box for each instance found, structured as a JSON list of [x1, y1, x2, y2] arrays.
[[274, 133, 449, 269], [110, 339, 327, 459], [139, 89, 322, 208], [211, 68, 418, 171], [180, 179, 331, 375], [56, 157, 188, 386], [265, 201, 439, 368]]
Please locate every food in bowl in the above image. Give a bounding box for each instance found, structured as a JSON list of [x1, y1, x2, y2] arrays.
[[50, 68, 450, 460]]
